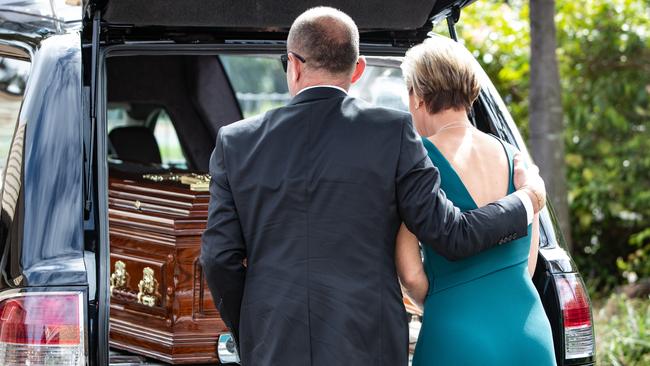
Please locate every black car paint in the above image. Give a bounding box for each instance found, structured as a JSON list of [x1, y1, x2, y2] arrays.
[[21, 33, 86, 287], [0, 8, 593, 366], [0, 19, 87, 288]]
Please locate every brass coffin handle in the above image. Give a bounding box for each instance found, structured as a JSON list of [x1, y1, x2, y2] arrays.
[[137, 267, 161, 307], [110, 260, 130, 295]]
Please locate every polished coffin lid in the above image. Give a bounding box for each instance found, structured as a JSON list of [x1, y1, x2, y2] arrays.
[[86, 0, 476, 31], [108, 171, 209, 237]]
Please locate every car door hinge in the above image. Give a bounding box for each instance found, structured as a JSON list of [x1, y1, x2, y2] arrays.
[[84, 9, 101, 220]]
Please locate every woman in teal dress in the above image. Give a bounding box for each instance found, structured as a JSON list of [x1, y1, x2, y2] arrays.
[[395, 36, 556, 365]]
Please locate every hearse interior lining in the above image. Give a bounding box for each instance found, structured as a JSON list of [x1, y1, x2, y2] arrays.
[[106, 55, 242, 171]]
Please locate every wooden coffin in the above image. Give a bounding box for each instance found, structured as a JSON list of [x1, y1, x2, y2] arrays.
[[107, 171, 228, 364]]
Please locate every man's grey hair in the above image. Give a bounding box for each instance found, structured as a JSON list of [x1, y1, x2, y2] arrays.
[[287, 7, 360, 75]]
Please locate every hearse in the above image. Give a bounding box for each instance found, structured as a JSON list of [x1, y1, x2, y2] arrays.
[[0, 0, 595, 365]]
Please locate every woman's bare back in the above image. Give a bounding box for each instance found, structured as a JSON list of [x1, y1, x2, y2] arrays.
[[428, 129, 510, 208]]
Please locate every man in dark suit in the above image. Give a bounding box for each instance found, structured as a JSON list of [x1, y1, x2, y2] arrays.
[[201, 7, 546, 366]]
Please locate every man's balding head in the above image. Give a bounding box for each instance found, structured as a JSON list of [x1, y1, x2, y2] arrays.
[[287, 7, 360, 75]]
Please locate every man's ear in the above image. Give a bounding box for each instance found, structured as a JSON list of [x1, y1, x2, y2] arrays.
[[350, 56, 366, 84], [289, 53, 302, 83]]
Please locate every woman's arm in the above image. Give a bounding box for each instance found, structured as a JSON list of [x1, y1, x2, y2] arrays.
[[528, 213, 540, 277], [395, 223, 429, 308]]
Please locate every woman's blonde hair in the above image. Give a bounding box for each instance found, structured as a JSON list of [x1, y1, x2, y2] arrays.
[[401, 36, 481, 114]]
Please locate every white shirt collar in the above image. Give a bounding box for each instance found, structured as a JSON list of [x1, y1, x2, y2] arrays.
[[297, 85, 348, 95]]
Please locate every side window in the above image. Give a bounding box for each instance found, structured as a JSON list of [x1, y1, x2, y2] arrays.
[[0, 56, 29, 267], [152, 109, 186, 167], [107, 104, 187, 169], [106, 105, 130, 132], [0, 57, 30, 192]]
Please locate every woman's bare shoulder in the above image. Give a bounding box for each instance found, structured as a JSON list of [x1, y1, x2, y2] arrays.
[[472, 131, 518, 156], [427, 129, 504, 155]]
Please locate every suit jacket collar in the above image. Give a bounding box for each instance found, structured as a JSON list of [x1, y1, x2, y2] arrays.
[[288, 86, 348, 106]]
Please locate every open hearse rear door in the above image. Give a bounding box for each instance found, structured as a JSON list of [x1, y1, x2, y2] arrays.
[[83, 0, 476, 44]]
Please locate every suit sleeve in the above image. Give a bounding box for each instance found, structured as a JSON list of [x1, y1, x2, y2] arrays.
[[396, 118, 528, 261], [200, 129, 246, 344]]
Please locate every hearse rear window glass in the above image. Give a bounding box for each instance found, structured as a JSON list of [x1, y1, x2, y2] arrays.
[[348, 65, 408, 112], [107, 104, 187, 168], [220, 55, 408, 118], [0, 57, 29, 192], [220, 55, 291, 118]]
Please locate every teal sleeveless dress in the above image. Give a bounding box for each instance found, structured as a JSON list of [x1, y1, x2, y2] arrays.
[[412, 137, 556, 366]]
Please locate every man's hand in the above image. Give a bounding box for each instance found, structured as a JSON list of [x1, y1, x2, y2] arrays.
[[513, 153, 546, 213]]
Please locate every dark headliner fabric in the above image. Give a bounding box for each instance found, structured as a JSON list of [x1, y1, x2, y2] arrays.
[[103, 0, 440, 30]]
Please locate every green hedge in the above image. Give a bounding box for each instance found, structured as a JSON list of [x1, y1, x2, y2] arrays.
[[594, 294, 650, 365]]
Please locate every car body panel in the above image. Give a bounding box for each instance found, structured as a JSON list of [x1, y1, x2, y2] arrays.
[[18, 33, 86, 287]]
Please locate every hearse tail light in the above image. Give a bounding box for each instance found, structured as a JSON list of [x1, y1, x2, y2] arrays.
[[0, 291, 85, 366], [554, 273, 595, 360]]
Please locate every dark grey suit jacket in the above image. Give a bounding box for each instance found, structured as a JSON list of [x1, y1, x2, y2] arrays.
[[200, 87, 527, 366]]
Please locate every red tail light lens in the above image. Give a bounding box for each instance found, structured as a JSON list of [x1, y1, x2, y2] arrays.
[[0, 293, 81, 345], [558, 276, 591, 328], [554, 273, 595, 360], [0, 291, 85, 365]]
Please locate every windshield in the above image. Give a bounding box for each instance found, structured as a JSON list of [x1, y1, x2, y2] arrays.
[[0, 0, 82, 22]]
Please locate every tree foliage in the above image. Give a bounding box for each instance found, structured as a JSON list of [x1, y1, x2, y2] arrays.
[[454, 0, 650, 292]]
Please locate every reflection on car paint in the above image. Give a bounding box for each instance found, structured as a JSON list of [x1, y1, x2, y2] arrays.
[[15, 33, 86, 286]]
